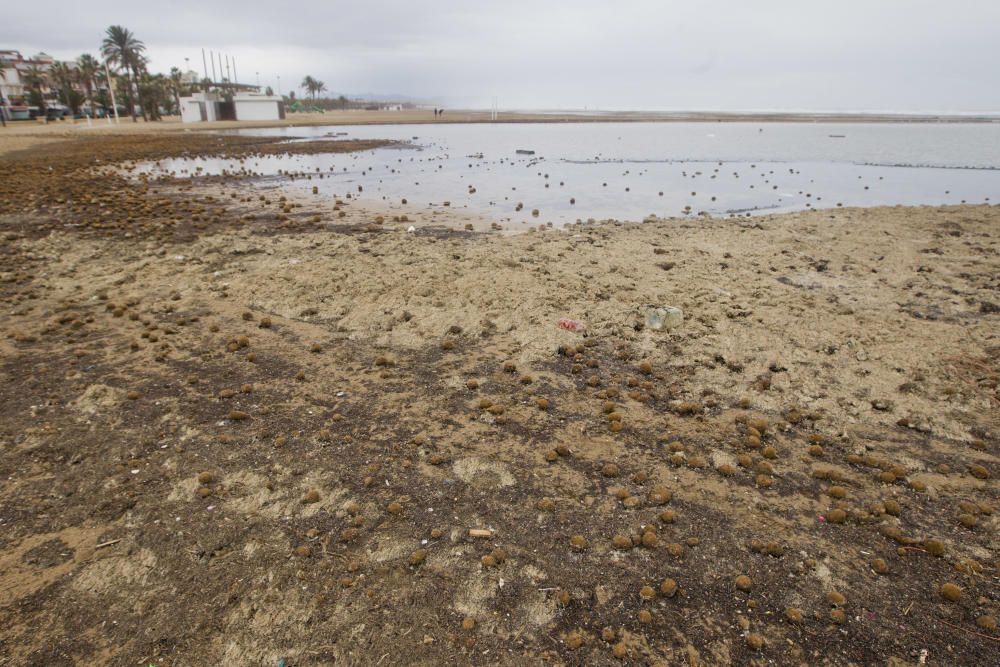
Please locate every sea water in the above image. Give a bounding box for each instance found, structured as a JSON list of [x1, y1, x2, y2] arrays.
[[137, 121, 1000, 225]]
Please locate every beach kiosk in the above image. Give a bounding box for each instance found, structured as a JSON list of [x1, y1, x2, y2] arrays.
[[180, 88, 284, 123]]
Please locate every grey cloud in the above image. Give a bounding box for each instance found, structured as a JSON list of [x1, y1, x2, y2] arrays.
[[6, 1, 1000, 111]]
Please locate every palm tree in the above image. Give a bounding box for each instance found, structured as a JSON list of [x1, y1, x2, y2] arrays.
[[301, 75, 317, 100], [130, 58, 150, 122], [22, 64, 48, 114], [101, 25, 146, 121], [114, 76, 131, 118], [168, 67, 184, 115], [139, 70, 170, 120], [301, 75, 327, 103], [0, 68, 6, 126], [49, 62, 81, 114], [77, 54, 101, 119]]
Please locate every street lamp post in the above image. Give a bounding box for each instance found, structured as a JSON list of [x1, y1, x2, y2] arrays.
[[104, 60, 120, 123]]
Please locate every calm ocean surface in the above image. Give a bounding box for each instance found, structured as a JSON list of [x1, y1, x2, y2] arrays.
[[141, 122, 1000, 224]]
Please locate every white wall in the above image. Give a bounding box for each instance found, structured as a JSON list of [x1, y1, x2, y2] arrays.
[[180, 99, 204, 123], [234, 98, 282, 121], [1, 66, 25, 99], [180, 92, 222, 122], [180, 93, 282, 122]]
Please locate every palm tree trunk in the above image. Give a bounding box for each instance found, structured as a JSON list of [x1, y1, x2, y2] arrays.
[[123, 69, 137, 122], [87, 83, 96, 120], [35, 85, 47, 114], [131, 66, 147, 122]]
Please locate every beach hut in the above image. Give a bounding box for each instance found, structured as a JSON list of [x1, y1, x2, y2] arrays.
[[179, 89, 284, 123]]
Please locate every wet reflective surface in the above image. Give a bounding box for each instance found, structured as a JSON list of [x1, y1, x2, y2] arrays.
[[138, 122, 1000, 224]]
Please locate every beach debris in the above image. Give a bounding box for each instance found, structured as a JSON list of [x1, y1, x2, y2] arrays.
[[976, 616, 997, 631], [516, 149, 535, 155], [558, 318, 586, 332], [406, 225, 416, 233], [939, 583, 962, 602], [646, 306, 683, 331], [468, 528, 493, 538]]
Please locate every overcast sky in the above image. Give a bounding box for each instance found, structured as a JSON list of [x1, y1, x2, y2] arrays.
[[7, 1, 1000, 112]]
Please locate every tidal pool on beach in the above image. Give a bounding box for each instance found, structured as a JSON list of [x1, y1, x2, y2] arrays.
[[137, 122, 1000, 224]]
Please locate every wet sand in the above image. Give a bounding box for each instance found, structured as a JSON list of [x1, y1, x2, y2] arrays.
[[0, 132, 997, 665]]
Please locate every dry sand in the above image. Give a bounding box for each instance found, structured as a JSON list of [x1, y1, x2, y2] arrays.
[[0, 132, 997, 665]]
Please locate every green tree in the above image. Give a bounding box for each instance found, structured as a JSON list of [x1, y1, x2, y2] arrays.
[[28, 88, 46, 111], [49, 62, 82, 114], [94, 88, 110, 113], [138, 67, 168, 120], [300, 75, 327, 102], [22, 64, 48, 114], [101, 25, 146, 121], [114, 75, 131, 117], [168, 67, 185, 115], [300, 75, 316, 100], [0, 67, 6, 126], [77, 54, 101, 119]]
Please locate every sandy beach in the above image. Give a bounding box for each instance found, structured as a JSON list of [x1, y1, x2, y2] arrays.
[[0, 130, 997, 665]]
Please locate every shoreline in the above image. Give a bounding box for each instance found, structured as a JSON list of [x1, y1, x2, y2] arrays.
[[2, 108, 998, 157]]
